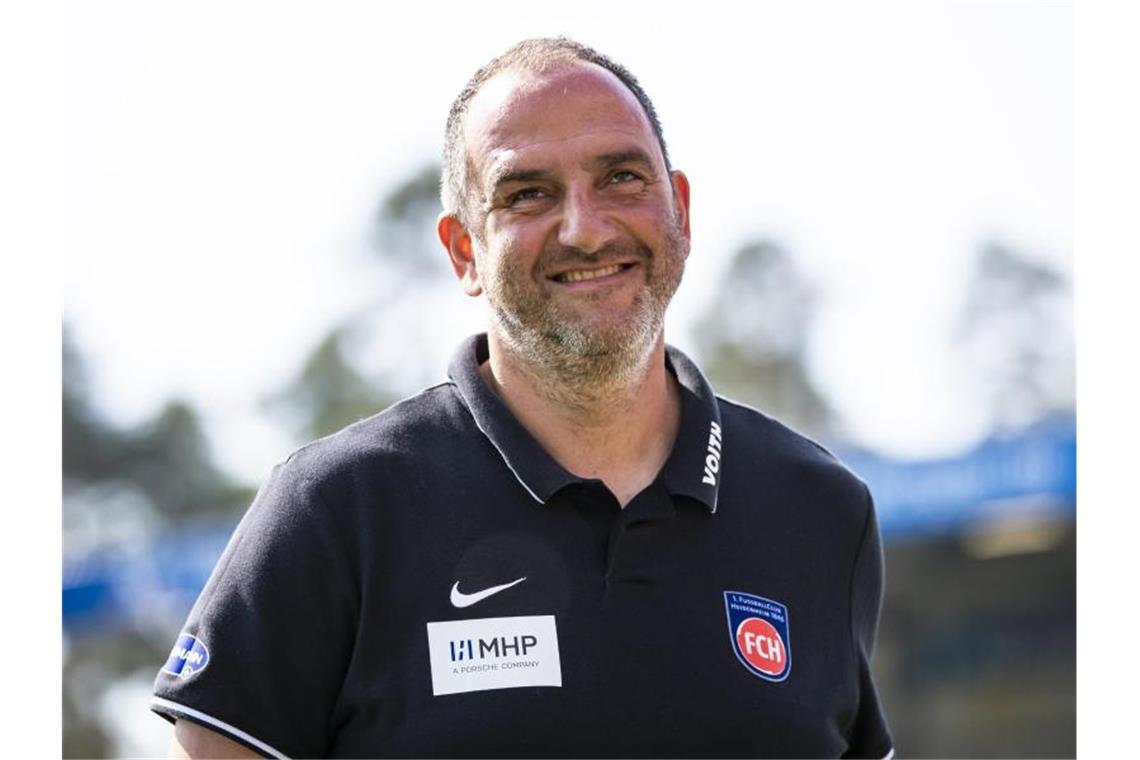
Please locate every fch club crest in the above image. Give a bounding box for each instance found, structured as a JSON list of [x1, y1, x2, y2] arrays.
[[724, 591, 791, 682]]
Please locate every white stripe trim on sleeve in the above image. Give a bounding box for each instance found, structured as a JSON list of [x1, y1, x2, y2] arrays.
[[882, 748, 895, 759], [151, 697, 289, 759]]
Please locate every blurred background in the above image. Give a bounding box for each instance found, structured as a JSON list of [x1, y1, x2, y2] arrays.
[[63, 2, 1073, 757]]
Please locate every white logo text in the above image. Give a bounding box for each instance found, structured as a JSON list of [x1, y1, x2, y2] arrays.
[[702, 421, 722, 485]]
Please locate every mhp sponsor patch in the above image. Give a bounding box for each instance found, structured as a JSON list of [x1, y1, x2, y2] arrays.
[[724, 591, 791, 682], [426, 615, 561, 696], [162, 632, 210, 680]]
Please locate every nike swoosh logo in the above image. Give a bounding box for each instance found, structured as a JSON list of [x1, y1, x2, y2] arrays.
[[449, 577, 527, 608]]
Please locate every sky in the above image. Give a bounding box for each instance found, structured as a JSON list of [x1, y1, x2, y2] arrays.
[[64, 0, 1073, 484]]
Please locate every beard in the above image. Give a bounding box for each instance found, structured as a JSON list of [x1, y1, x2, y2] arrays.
[[480, 215, 688, 395]]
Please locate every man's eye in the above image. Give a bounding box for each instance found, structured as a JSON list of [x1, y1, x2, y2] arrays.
[[510, 187, 547, 204], [608, 170, 642, 185]]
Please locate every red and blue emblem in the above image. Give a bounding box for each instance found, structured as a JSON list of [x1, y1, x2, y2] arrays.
[[724, 591, 791, 682]]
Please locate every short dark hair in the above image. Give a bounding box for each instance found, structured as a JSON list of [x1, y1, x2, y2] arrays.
[[440, 37, 672, 228]]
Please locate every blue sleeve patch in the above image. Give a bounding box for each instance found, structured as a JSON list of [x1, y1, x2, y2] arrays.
[[162, 632, 210, 680]]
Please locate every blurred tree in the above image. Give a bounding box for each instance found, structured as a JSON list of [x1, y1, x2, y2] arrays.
[[263, 327, 396, 441], [63, 327, 253, 524], [264, 164, 453, 442], [693, 239, 837, 439], [955, 241, 1075, 431], [370, 163, 450, 279], [127, 400, 254, 519], [63, 327, 129, 483], [63, 327, 256, 757]]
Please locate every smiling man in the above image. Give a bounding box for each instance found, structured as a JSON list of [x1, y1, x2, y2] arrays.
[[153, 38, 893, 759], [438, 45, 692, 509]]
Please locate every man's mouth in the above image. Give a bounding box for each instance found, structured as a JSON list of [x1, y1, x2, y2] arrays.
[[551, 263, 634, 283]]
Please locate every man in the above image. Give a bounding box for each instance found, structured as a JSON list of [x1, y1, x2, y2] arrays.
[[153, 38, 893, 759]]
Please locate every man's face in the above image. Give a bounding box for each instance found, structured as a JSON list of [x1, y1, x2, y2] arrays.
[[453, 63, 691, 376]]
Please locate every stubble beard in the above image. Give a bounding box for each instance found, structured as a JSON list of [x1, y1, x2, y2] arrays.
[[481, 218, 688, 409]]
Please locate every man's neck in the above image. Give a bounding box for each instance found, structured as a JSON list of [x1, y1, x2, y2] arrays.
[[479, 331, 682, 508]]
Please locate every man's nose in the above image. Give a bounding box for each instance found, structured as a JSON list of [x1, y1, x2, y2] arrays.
[[556, 187, 616, 254]]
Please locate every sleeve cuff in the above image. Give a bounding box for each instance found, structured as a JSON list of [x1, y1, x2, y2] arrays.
[[151, 696, 289, 759]]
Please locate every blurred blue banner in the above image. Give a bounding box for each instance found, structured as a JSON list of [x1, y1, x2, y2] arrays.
[[840, 418, 1076, 539], [63, 520, 234, 632]]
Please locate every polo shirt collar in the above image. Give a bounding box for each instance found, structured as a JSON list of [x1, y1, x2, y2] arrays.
[[447, 333, 722, 513], [661, 343, 723, 513]]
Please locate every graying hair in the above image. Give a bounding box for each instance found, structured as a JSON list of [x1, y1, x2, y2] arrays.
[[440, 37, 672, 229]]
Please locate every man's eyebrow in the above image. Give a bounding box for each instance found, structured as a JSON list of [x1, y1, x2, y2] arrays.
[[486, 148, 659, 193], [591, 149, 657, 171], [488, 167, 551, 191]]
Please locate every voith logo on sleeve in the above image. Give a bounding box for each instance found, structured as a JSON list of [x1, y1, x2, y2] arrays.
[[723, 591, 792, 682]]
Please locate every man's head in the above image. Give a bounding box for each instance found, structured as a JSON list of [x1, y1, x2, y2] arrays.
[[437, 38, 691, 387], [441, 38, 672, 229]]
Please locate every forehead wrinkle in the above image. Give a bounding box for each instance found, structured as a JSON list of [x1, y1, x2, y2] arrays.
[[591, 148, 657, 171], [485, 125, 647, 153], [482, 130, 656, 189]]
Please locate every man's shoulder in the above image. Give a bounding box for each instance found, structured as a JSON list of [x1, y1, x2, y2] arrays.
[[275, 380, 469, 483], [715, 395, 867, 493], [716, 395, 838, 460]]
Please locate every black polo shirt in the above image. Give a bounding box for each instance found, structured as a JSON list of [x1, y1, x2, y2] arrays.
[[152, 333, 893, 759]]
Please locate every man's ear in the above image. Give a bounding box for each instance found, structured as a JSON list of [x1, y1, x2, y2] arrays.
[[437, 213, 483, 297], [670, 170, 691, 241]]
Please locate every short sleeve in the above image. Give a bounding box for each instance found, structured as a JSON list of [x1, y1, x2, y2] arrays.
[[151, 460, 358, 759], [842, 485, 894, 759]]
